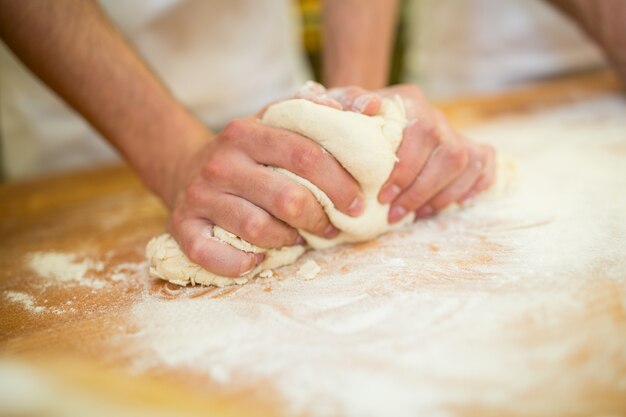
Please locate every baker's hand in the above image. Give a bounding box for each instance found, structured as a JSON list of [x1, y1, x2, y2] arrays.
[[297, 82, 496, 222], [374, 84, 495, 222], [295, 81, 383, 116], [166, 118, 364, 277]]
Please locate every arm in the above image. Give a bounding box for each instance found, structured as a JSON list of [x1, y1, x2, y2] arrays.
[[322, 0, 399, 89], [0, 0, 363, 276], [0, 0, 205, 206], [546, 0, 626, 83]]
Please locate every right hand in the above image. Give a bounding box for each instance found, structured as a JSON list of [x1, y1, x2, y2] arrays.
[[165, 117, 365, 278]]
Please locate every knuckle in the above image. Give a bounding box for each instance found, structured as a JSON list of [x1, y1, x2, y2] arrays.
[[221, 119, 248, 139], [291, 143, 323, 174], [444, 144, 469, 171], [276, 187, 308, 219], [201, 156, 229, 180], [240, 212, 271, 242], [413, 120, 439, 145], [185, 238, 206, 265], [183, 183, 204, 204]]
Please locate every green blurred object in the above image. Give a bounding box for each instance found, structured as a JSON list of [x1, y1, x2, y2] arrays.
[[297, 0, 407, 85]]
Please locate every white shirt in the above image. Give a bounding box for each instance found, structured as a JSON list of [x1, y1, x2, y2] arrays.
[[0, 0, 309, 179], [1, 0, 608, 179]]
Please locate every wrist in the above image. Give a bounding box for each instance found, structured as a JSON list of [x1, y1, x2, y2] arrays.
[[120, 107, 213, 209]]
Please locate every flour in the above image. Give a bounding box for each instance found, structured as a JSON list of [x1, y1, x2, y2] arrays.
[[109, 262, 148, 282], [4, 291, 46, 314], [127, 95, 626, 417], [7, 255, 146, 318], [27, 252, 106, 289]]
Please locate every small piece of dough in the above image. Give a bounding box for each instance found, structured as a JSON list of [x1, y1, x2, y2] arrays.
[[296, 260, 321, 281]]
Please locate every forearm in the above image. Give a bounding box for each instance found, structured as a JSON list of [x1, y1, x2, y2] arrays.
[[0, 0, 210, 205], [322, 0, 399, 89], [547, 0, 626, 83]]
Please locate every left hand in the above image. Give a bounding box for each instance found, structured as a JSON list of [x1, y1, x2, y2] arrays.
[[296, 82, 497, 223]]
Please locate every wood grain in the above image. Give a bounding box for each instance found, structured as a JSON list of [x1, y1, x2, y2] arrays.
[[0, 69, 624, 417]]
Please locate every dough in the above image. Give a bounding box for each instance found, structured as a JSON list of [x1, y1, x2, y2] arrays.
[[147, 96, 414, 287], [296, 260, 322, 281]]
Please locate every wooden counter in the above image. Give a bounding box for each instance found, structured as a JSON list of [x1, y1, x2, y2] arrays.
[[1, 70, 625, 417]]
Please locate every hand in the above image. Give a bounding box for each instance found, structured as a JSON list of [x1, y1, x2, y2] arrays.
[[296, 82, 496, 222], [166, 118, 365, 278], [374, 84, 496, 222], [294, 81, 383, 116]]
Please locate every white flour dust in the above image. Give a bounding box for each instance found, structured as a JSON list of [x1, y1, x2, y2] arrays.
[[4, 253, 147, 317], [127, 95, 626, 417], [4, 291, 46, 314], [109, 262, 147, 282], [27, 252, 106, 289]]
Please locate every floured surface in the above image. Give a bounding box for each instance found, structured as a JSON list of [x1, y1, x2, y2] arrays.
[[126, 95, 626, 416], [1, 89, 625, 416]]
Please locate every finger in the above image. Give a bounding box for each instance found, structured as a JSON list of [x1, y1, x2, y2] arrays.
[[462, 144, 497, 201], [221, 119, 365, 216], [296, 80, 327, 96], [170, 217, 263, 278], [329, 86, 382, 115], [352, 93, 383, 115], [213, 155, 338, 239], [379, 84, 431, 119], [305, 95, 343, 110], [295, 81, 343, 110], [184, 184, 303, 248], [378, 120, 439, 204], [421, 145, 484, 216], [389, 118, 469, 223]]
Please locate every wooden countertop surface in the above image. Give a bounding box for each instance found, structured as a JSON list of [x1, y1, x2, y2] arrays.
[[0, 70, 624, 417]]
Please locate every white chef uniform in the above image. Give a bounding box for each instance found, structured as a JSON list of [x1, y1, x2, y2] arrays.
[[0, 0, 309, 179]]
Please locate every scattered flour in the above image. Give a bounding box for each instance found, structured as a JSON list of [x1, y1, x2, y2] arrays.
[[109, 262, 147, 283], [27, 252, 106, 289], [124, 95, 626, 416], [4, 291, 46, 314]]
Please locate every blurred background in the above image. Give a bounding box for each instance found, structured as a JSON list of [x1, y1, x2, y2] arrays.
[[0, 0, 607, 182]]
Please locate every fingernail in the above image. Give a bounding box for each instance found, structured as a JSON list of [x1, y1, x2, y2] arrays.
[[353, 95, 370, 113], [347, 197, 364, 216], [295, 235, 307, 245], [388, 205, 407, 223], [324, 224, 340, 238], [379, 184, 401, 204], [416, 205, 434, 218], [241, 253, 265, 276]]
